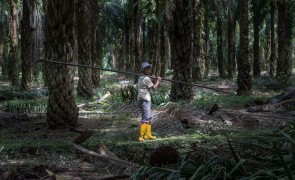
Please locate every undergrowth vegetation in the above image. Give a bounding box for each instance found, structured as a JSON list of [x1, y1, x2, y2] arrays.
[[0, 74, 294, 179], [193, 94, 270, 109], [131, 126, 295, 179]]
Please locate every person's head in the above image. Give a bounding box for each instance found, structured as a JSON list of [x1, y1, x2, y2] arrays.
[[141, 62, 152, 75]]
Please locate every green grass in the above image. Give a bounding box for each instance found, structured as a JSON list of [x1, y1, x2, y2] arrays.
[[0, 130, 76, 154], [192, 94, 271, 109]]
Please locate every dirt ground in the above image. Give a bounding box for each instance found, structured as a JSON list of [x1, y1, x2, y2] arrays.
[[1, 78, 294, 179], [1, 101, 294, 180], [0, 114, 133, 180]]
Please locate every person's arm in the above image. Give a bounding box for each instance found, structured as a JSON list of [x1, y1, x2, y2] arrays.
[[151, 76, 161, 90]]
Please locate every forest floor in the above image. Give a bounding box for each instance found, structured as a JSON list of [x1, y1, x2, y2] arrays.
[[0, 73, 294, 179]]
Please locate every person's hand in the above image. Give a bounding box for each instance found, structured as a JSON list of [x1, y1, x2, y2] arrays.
[[156, 76, 161, 81]]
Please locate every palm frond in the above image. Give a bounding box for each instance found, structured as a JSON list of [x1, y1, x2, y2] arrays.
[[74, 143, 139, 174], [105, 2, 125, 29], [131, 166, 179, 180]]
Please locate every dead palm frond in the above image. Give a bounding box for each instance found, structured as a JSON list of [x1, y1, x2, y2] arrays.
[[74, 143, 139, 174], [223, 109, 295, 127]]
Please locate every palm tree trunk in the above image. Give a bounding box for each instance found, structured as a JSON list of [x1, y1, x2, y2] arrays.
[[170, 0, 193, 101], [253, 4, 261, 77], [0, 41, 3, 75], [77, 0, 93, 99], [0, 39, 3, 78], [213, 0, 226, 78], [147, 23, 158, 75], [155, 31, 161, 76], [92, 14, 103, 87], [43, 0, 49, 87], [237, 0, 252, 95], [142, 17, 146, 59], [90, 0, 100, 88], [232, 20, 237, 75], [118, 33, 125, 71], [216, 16, 225, 78], [204, 8, 210, 77], [123, 14, 130, 72], [31, 8, 42, 83], [9, 0, 19, 86], [154, 0, 161, 77], [269, 2, 275, 78], [192, 0, 202, 82], [130, 0, 143, 82], [264, 18, 271, 72], [0, 4, 6, 79], [160, 24, 166, 77], [276, 0, 293, 84], [164, 3, 173, 74], [45, 0, 78, 128], [147, 22, 158, 75], [21, 0, 36, 90], [227, 0, 234, 78]]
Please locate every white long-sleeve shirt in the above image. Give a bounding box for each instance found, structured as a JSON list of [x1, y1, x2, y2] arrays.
[[137, 75, 154, 101]]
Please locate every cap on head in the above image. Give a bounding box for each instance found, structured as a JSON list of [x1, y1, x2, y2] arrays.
[[141, 62, 152, 72]]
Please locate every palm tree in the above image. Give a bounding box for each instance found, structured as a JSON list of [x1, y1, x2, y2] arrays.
[[43, 0, 49, 87], [93, 20, 104, 87], [252, 0, 261, 77], [160, 8, 168, 78], [130, 0, 143, 82], [76, 0, 93, 99], [192, 0, 203, 82], [276, 0, 293, 84], [9, 0, 19, 86], [145, 1, 158, 75], [0, 1, 8, 78], [264, 16, 271, 73], [269, 2, 275, 78], [144, 0, 170, 76], [252, 0, 270, 77], [44, 0, 78, 128], [21, 0, 37, 90], [90, 1, 101, 88], [170, 0, 193, 101], [213, 0, 226, 78], [162, 2, 173, 77], [147, 20, 159, 75], [237, 0, 252, 95], [227, 0, 234, 78], [203, 2, 210, 77]]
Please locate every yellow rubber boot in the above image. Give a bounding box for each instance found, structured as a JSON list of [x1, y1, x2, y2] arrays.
[[145, 123, 157, 140], [138, 124, 147, 142]]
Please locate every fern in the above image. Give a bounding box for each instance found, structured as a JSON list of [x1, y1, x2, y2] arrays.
[[5, 97, 48, 114], [119, 85, 137, 102], [0, 88, 48, 101]]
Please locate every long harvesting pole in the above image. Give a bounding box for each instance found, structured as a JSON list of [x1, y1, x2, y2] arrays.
[[30, 59, 235, 94]]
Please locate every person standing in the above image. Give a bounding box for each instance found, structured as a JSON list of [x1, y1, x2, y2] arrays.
[[137, 62, 161, 142]]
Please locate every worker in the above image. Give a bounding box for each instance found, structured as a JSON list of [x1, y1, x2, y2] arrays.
[[137, 62, 161, 142]]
